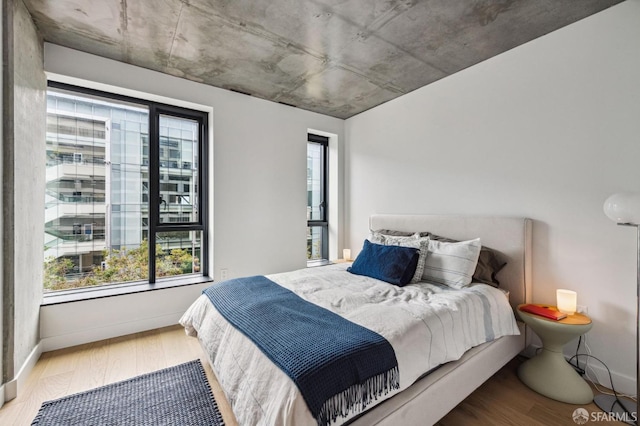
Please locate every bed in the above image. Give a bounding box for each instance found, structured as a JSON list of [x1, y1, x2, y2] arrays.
[[180, 214, 532, 425]]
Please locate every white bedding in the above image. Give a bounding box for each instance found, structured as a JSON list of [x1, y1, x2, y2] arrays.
[[180, 263, 520, 426]]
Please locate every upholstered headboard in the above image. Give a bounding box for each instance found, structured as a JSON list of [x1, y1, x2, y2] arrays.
[[369, 215, 532, 310]]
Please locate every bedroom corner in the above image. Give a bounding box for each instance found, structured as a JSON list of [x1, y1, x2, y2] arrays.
[[344, 0, 640, 397], [1, 0, 46, 405]]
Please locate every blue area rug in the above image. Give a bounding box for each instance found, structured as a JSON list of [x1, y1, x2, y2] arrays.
[[32, 360, 225, 426]]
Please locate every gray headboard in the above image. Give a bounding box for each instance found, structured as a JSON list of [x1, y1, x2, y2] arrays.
[[369, 215, 532, 310]]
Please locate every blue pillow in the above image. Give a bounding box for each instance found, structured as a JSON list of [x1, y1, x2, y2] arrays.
[[347, 240, 420, 286]]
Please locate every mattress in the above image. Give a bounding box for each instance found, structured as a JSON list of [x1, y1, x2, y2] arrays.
[[180, 263, 520, 425]]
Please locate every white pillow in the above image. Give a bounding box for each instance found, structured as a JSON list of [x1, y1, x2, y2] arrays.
[[422, 238, 482, 289], [368, 232, 428, 284]]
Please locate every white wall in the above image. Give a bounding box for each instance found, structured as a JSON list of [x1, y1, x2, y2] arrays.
[[41, 44, 344, 350], [345, 0, 640, 394]]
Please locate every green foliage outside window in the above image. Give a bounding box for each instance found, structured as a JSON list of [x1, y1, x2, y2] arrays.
[[44, 240, 197, 292]]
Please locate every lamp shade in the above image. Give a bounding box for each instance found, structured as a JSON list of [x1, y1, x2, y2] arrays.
[[604, 193, 640, 225], [557, 289, 577, 315]]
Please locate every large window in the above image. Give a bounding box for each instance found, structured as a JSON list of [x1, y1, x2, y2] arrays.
[[307, 133, 328, 262], [44, 83, 208, 292]]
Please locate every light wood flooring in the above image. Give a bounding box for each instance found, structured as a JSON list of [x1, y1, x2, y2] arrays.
[[0, 325, 627, 425]]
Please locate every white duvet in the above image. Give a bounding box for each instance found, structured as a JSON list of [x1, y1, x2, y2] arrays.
[[180, 263, 519, 426]]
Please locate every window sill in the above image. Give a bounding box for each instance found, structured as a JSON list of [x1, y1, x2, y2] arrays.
[[41, 275, 214, 306], [307, 259, 331, 268]]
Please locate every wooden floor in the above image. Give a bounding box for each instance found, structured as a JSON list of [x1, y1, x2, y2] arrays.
[[437, 359, 626, 426], [0, 325, 627, 425], [0, 325, 238, 426]]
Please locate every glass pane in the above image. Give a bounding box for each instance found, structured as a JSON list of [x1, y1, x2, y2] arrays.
[[307, 142, 324, 221], [307, 226, 324, 260], [44, 89, 149, 292], [156, 231, 202, 278], [159, 115, 199, 224]]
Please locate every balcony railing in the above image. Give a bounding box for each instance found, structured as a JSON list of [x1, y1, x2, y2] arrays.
[[46, 190, 105, 204], [46, 156, 105, 168], [45, 229, 106, 242]]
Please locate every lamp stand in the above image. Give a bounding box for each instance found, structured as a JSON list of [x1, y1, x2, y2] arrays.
[[594, 223, 638, 425]]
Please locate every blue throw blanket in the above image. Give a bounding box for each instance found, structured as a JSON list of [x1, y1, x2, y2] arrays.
[[203, 276, 399, 426]]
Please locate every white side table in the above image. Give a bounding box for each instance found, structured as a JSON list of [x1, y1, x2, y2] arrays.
[[517, 304, 593, 404]]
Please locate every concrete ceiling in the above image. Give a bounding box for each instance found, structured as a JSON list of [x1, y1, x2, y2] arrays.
[[24, 0, 622, 119]]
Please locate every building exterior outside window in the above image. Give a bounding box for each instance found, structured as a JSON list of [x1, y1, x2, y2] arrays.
[[307, 133, 328, 263], [44, 86, 207, 292]]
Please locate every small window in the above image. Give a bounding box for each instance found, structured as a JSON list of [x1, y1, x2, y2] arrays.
[[307, 133, 328, 263], [84, 224, 93, 240]]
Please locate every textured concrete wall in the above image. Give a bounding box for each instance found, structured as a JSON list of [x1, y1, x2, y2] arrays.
[[2, 0, 14, 389], [21, 0, 623, 119], [0, 0, 5, 399], [3, 0, 45, 380]]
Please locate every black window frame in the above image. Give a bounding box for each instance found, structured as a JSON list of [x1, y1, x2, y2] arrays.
[[307, 133, 329, 262], [47, 81, 209, 285]]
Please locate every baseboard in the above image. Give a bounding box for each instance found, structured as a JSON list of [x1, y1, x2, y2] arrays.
[[3, 341, 43, 403], [40, 282, 207, 352], [5, 313, 180, 403], [40, 312, 183, 352], [521, 344, 636, 397], [578, 356, 636, 397], [3, 379, 17, 403]]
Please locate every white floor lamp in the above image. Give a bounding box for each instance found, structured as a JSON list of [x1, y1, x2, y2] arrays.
[[602, 192, 640, 425]]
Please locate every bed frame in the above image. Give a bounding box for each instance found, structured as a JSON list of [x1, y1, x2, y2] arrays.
[[349, 215, 532, 425]]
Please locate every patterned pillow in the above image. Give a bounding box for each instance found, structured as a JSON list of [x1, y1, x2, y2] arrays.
[[375, 229, 415, 237], [368, 231, 387, 244], [422, 238, 482, 289], [368, 231, 415, 244]]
